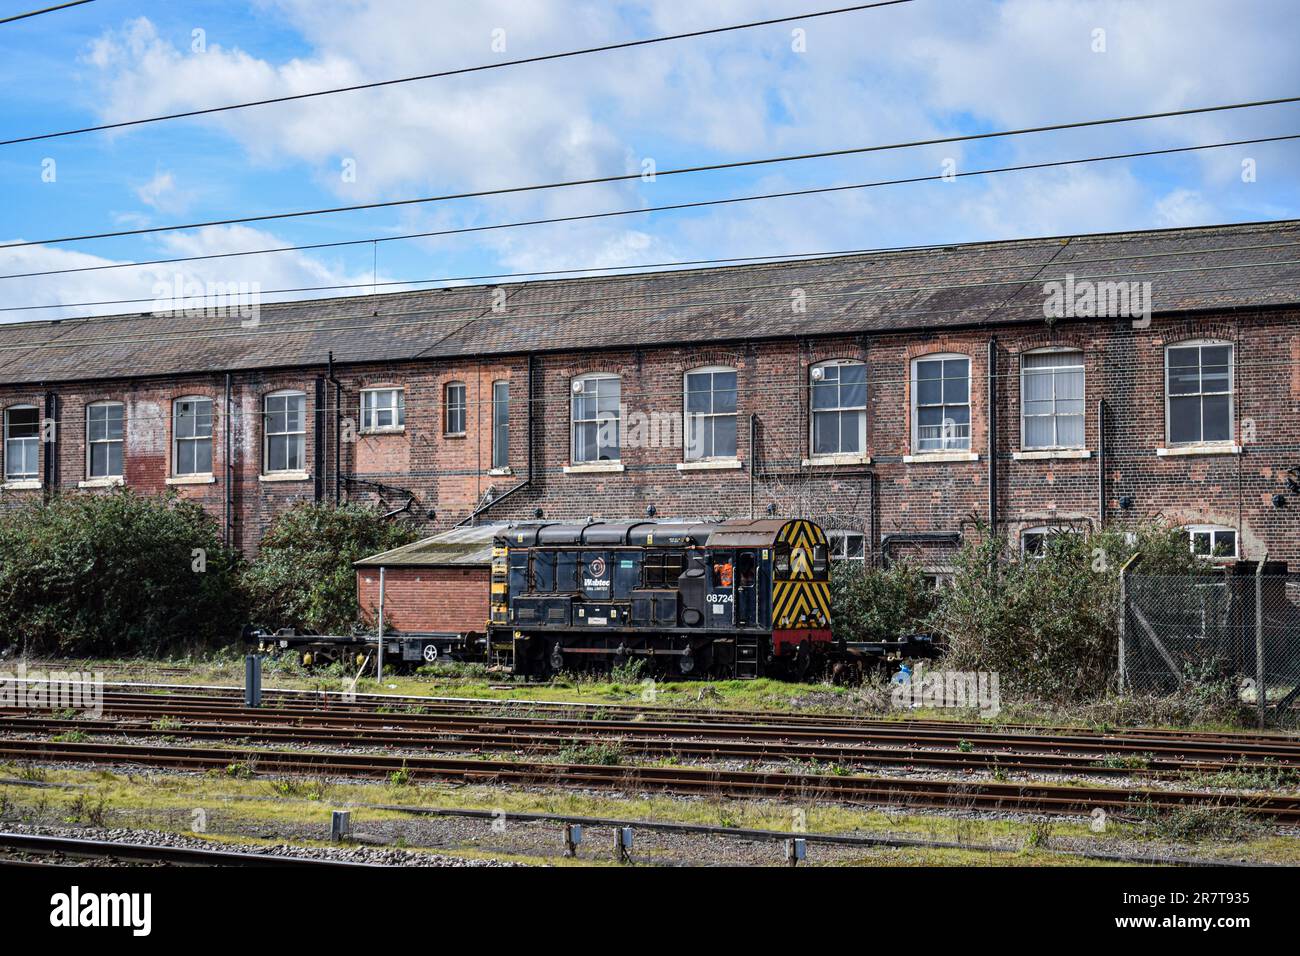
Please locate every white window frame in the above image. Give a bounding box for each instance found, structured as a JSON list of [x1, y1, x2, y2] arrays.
[[828, 530, 866, 564], [491, 380, 509, 470], [1020, 525, 1080, 560], [86, 401, 125, 479], [360, 387, 405, 433], [911, 354, 971, 453], [809, 360, 867, 458], [1020, 348, 1085, 450], [570, 373, 621, 464], [172, 397, 214, 477], [684, 365, 738, 461], [1185, 524, 1238, 561], [1165, 340, 1234, 447], [263, 390, 306, 475], [444, 382, 467, 436], [3, 405, 40, 480]]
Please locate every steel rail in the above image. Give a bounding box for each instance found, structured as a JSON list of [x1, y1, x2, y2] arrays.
[[18, 676, 1297, 746], [9, 695, 1300, 764], [3, 713, 1276, 779], [2, 737, 1298, 823], [0, 831, 375, 867]]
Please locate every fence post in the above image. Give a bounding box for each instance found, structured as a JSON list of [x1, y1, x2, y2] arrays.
[[1117, 553, 1141, 694], [1256, 552, 1267, 729]]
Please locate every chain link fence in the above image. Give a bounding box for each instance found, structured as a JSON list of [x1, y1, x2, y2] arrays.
[[1120, 570, 1300, 726]]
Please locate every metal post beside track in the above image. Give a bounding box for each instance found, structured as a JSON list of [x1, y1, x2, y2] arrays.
[[377, 566, 386, 683], [244, 653, 261, 708]]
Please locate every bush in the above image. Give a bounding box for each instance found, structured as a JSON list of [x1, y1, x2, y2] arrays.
[[242, 502, 418, 634], [830, 560, 936, 643], [930, 521, 1203, 701], [0, 490, 244, 656]]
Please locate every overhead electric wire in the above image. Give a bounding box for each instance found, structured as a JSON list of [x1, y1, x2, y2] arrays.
[[2, 135, 1297, 287], [2, 130, 1297, 303], [3, 228, 1298, 319], [0, 0, 94, 26], [0, 1, 915, 146], [3, 95, 1299, 252]]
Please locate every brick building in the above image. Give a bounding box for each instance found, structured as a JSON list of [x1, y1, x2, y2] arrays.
[[2, 219, 1298, 575]]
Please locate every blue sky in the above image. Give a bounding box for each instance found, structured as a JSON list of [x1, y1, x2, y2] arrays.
[[1, 0, 1298, 322]]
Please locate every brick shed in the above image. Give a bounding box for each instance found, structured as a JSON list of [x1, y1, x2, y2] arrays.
[[354, 524, 504, 636]]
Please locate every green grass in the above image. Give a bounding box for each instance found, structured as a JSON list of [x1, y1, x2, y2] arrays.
[[5, 763, 1299, 865]]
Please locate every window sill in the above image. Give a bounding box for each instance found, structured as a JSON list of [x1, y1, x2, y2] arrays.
[[903, 452, 980, 463], [563, 462, 625, 475], [1013, 449, 1092, 461], [1155, 444, 1241, 457], [2, 479, 41, 491], [259, 471, 311, 483], [801, 454, 871, 467], [677, 458, 743, 472], [79, 476, 125, 489], [488, 466, 514, 477], [444, 432, 466, 440], [166, 475, 215, 486], [360, 427, 405, 436]]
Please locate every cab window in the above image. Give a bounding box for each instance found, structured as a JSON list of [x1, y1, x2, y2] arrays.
[[532, 551, 555, 592]]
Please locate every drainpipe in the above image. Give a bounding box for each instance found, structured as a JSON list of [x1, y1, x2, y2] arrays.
[[457, 353, 535, 526], [748, 413, 757, 519], [1097, 398, 1106, 528], [42, 391, 58, 497], [313, 376, 326, 503], [327, 352, 342, 504], [224, 373, 234, 547], [986, 338, 997, 530], [869, 470, 879, 567]]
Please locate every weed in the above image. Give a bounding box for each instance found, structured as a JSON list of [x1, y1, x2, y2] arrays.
[[556, 742, 625, 766]]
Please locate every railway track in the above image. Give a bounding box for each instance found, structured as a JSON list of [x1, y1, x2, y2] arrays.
[[1, 712, 1293, 780], [13, 675, 1300, 746], [0, 831, 371, 867], [8, 687, 1300, 768], [2, 735, 1299, 823]]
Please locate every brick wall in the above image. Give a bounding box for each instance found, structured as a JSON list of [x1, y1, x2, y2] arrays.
[[356, 566, 489, 634], [3, 308, 1297, 568]]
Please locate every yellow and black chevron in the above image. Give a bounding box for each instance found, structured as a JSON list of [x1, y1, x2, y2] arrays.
[[772, 520, 831, 629]]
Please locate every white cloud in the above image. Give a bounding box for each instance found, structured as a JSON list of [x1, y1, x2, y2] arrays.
[[28, 0, 1300, 301]]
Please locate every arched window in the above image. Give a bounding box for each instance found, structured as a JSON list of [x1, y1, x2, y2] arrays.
[[86, 401, 125, 479], [684, 366, 737, 460], [3, 405, 40, 480], [810, 360, 865, 457], [1166, 341, 1233, 445], [1185, 524, 1238, 560], [571, 373, 620, 463], [263, 390, 306, 474], [173, 397, 214, 476], [444, 382, 467, 436], [911, 354, 970, 453], [1021, 349, 1084, 449], [1021, 525, 1080, 560]]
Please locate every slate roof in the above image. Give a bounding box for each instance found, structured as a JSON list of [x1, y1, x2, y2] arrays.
[[2, 219, 1297, 386]]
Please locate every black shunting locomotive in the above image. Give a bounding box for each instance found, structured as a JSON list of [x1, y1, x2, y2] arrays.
[[489, 518, 833, 679]]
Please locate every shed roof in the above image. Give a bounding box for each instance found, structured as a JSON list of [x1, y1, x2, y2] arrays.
[[353, 523, 507, 569], [3, 219, 1298, 385]]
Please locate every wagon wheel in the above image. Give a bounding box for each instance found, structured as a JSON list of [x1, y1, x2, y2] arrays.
[[422, 643, 440, 663]]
